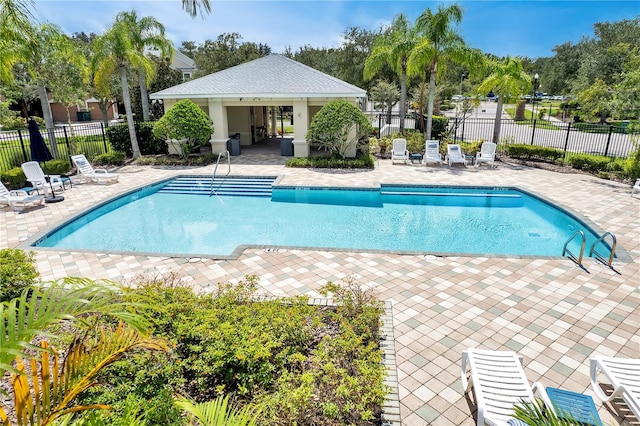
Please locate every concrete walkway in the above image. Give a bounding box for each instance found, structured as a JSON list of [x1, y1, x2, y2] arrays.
[[2, 157, 639, 425]]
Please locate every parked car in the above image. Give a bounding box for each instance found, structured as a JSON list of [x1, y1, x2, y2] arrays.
[[451, 95, 465, 102]]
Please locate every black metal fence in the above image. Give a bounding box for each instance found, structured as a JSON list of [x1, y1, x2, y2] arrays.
[[0, 122, 112, 172], [367, 112, 636, 159]]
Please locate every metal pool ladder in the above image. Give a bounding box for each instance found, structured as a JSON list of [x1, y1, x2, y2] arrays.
[[562, 230, 586, 266], [589, 231, 617, 267], [210, 150, 230, 197]]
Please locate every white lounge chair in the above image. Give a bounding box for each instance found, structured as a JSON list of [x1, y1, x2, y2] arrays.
[[446, 144, 467, 167], [71, 154, 119, 184], [0, 181, 44, 212], [476, 142, 497, 168], [391, 138, 409, 164], [590, 356, 640, 421], [461, 348, 552, 426], [632, 179, 640, 196], [21, 161, 66, 195], [424, 140, 443, 166]]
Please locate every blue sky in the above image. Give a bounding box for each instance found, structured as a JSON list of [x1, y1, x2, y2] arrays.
[[34, 1, 639, 59]]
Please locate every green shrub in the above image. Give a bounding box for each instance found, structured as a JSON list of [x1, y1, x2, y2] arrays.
[[93, 151, 126, 166], [153, 100, 214, 147], [286, 154, 374, 169], [107, 122, 168, 157], [0, 249, 39, 302], [564, 153, 611, 172], [134, 154, 216, 166], [506, 144, 563, 162], [431, 115, 449, 140], [42, 159, 71, 175], [0, 167, 27, 189]]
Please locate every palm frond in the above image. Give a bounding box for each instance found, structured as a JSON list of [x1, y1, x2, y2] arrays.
[[1, 279, 150, 376], [10, 323, 168, 426], [175, 395, 260, 426]]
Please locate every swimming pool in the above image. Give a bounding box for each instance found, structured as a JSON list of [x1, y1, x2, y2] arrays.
[[32, 177, 606, 258]]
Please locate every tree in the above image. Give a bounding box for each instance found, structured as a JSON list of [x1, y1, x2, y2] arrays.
[[306, 100, 373, 158], [409, 4, 475, 140], [577, 78, 613, 123], [476, 56, 531, 143], [49, 40, 88, 136], [0, 0, 33, 84], [364, 15, 416, 133], [338, 26, 378, 90], [16, 23, 75, 156], [115, 10, 174, 122], [191, 33, 270, 77], [369, 80, 400, 126], [93, 19, 155, 159]]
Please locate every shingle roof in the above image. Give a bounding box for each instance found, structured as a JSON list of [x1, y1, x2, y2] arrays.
[[151, 54, 366, 99]]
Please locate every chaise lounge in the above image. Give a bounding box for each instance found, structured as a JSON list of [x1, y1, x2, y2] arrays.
[[71, 154, 119, 184], [590, 355, 640, 422], [1, 182, 44, 212]]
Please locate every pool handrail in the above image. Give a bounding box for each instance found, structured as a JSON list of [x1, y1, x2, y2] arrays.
[[211, 150, 230, 196], [589, 231, 616, 267], [562, 230, 586, 266]]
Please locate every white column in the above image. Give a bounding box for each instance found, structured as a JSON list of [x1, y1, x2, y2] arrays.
[[292, 100, 309, 157], [208, 99, 228, 154], [270, 106, 277, 137]]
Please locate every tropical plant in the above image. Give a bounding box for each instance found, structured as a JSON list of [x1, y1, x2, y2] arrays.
[[152, 99, 214, 155], [476, 56, 531, 143], [409, 4, 479, 139], [114, 11, 174, 122], [306, 100, 373, 158], [175, 395, 260, 426], [6, 324, 168, 426], [0, 278, 149, 376], [364, 14, 417, 133], [513, 398, 585, 425], [93, 19, 155, 159]]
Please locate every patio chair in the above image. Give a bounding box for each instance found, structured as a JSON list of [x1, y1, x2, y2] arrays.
[[0, 181, 44, 212], [632, 178, 640, 196], [590, 355, 640, 421], [21, 161, 66, 195], [71, 154, 119, 184], [391, 138, 409, 164], [461, 348, 553, 426], [446, 144, 467, 167], [424, 140, 443, 166], [476, 142, 497, 168]]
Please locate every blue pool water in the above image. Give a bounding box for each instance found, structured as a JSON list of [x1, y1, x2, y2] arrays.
[[34, 181, 602, 258]]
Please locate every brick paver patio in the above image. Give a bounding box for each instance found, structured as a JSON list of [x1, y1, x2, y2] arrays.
[[2, 154, 638, 425]]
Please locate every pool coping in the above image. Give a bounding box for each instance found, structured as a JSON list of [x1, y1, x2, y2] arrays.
[[19, 175, 631, 265]]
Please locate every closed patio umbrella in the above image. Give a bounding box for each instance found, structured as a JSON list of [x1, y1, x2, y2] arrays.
[[28, 118, 63, 202]]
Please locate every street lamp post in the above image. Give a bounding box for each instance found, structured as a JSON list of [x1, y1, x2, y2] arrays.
[[460, 72, 467, 96], [531, 73, 539, 121]]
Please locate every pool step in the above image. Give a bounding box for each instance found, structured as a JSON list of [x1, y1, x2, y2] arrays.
[[158, 176, 276, 197]]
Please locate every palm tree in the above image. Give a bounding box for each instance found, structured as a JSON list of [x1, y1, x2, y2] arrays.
[[181, 0, 212, 18], [409, 4, 473, 140], [364, 14, 417, 133], [93, 19, 155, 159], [476, 56, 531, 143], [115, 10, 174, 122]]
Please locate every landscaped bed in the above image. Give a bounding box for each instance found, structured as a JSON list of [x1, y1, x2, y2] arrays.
[[73, 275, 389, 425]]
